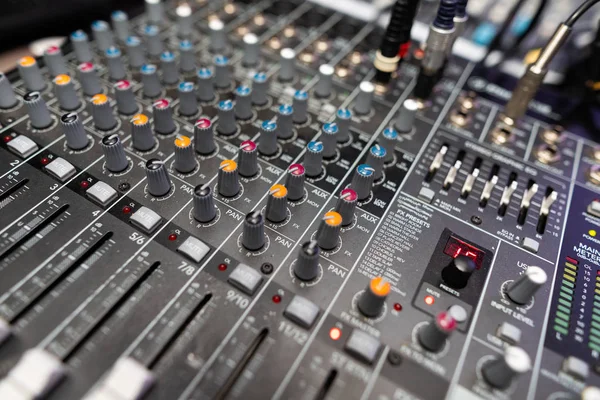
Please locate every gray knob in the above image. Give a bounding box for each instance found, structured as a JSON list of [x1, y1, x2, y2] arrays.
[[174, 135, 197, 173], [418, 311, 458, 352], [176, 3, 193, 37], [351, 164, 375, 200], [196, 68, 215, 102], [178, 82, 199, 117], [242, 33, 260, 67], [258, 120, 278, 156], [315, 64, 334, 98], [111, 10, 130, 42], [213, 55, 231, 89], [321, 123, 338, 159], [18, 57, 45, 92], [238, 140, 258, 177], [61, 112, 89, 150], [70, 30, 93, 63], [125, 36, 146, 69], [209, 19, 227, 53], [285, 164, 305, 201], [114, 80, 138, 115], [145, 158, 172, 197], [160, 51, 179, 85], [91, 20, 114, 52], [217, 100, 236, 135], [131, 113, 155, 152], [24, 92, 53, 130], [252, 72, 268, 106], [581, 387, 600, 400], [316, 211, 342, 250], [179, 40, 195, 73], [144, 25, 163, 57], [218, 159, 240, 197], [279, 48, 296, 82], [53, 74, 81, 111], [152, 99, 176, 135], [145, 0, 164, 24], [242, 211, 265, 251], [482, 346, 531, 389], [276, 104, 294, 139], [101, 134, 129, 172], [335, 188, 357, 226], [234, 86, 253, 120], [91, 94, 117, 131], [379, 128, 398, 163], [354, 81, 374, 115], [442, 255, 476, 289], [506, 266, 547, 305], [292, 90, 308, 124], [43, 46, 67, 77], [194, 117, 216, 155], [294, 240, 320, 281], [266, 184, 288, 223], [395, 98, 418, 134], [358, 277, 390, 318], [193, 183, 217, 223], [77, 62, 102, 97], [0, 73, 18, 109], [304, 141, 323, 178], [106, 47, 127, 81], [366, 145, 386, 180], [335, 108, 352, 143]]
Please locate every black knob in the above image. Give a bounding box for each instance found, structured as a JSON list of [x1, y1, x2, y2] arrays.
[[242, 211, 265, 251], [441, 255, 476, 289], [294, 240, 320, 281], [418, 311, 457, 352], [193, 183, 217, 223]]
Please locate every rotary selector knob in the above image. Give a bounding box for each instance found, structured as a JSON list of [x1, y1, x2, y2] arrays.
[[174, 135, 197, 173], [92, 20, 114, 51], [178, 82, 198, 117], [379, 128, 398, 163], [315, 64, 334, 98], [294, 240, 320, 281], [71, 30, 93, 63], [506, 266, 547, 305], [193, 183, 217, 223], [78, 62, 102, 97], [395, 98, 418, 134], [141, 64, 162, 99], [321, 122, 339, 159], [176, 4, 192, 37], [43, 45, 67, 77], [252, 72, 268, 106], [238, 140, 258, 177], [258, 120, 278, 156], [106, 47, 126, 81], [304, 141, 324, 178], [111, 10, 130, 41], [366, 145, 386, 180], [153, 99, 176, 135], [217, 100, 236, 136], [234, 86, 253, 121], [417, 311, 457, 352], [144, 25, 163, 57], [354, 81, 374, 115], [145, 0, 164, 24], [266, 184, 288, 223], [126, 36, 146, 69], [24, 91, 53, 130], [179, 40, 195, 72], [61, 112, 89, 150], [242, 33, 260, 67], [218, 160, 240, 197], [53, 74, 81, 111], [209, 19, 227, 53], [335, 108, 352, 143], [358, 277, 390, 318], [335, 188, 357, 226], [285, 164, 305, 201], [481, 346, 532, 389], [101, 134, 129, 173], [316, 211, 342, 250], [292, 90, 308, 124], [194, 117, 216, 155], [92, 94, 117, 131], [350, 164, 375, 201], [279, 48, 296, 82], [18, 56, 45, 92], [114, 80, 138, 115], [145, 158, 172, 197], [442, 255, 476, 289], [242, 211, 265, 251], [213, 55, 231, 89], [277, 104, 294, 139], [0, 72, 18, 109], [196, 68, 215, 102], [131, 114, 155, 152]]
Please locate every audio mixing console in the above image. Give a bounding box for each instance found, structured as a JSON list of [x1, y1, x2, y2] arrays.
[[0, 0, 599, 399]]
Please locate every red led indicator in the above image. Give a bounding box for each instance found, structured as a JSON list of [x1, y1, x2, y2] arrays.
[[122, 206, 132, 214], [168, 233, 177, 241], [218, 263, 228, 271], [393, 303, 402, 312], [566, 256, 579, 265], [329, 327, 342, 341], [41, 157, 50, 165], [80, 181, 90, 189], [443, 237, 485, 269], [424, 295, 435, 306], [272, 294, 281, 303], [3, 135, 11, 143]]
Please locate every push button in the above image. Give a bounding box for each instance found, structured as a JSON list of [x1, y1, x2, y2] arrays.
[[177, 236, 210, 263], [7, 135, 38, 158], [344, 329, 381, 364], [284, 295, 319, 329], [130, 207, 162, 234], [228, 263, 263, 295], [45, 157, 76, 182], [86, 181, 118, 206]]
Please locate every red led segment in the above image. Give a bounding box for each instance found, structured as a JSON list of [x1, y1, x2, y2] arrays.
[[566, 256, 579, 265], [443, 236, 485, 269]]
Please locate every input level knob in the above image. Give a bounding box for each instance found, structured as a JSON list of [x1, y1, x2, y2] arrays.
[[266, 184, 288, 223], [111, 10, 130, 41], [178, 82, 199, 117], [114, 80, 138, 115], [91, 20, 114, 51], [395, 99, 418, 134], [141, 64, 162, 98], [354, 81, 374, 115], [125, 36, 146, 69], [242, 33, 260, 67], [238, 140, 258, 177], [292, 90, 308, 124], [24, 91, 53, 130], [315, 64, 334, 98], [53, 74, 81, 111], [131, 114, 155, 152], [242, 211, 265, 251], [194, 117, 216, 155], [366, 145, 386, 180], [77, 62, 102, 97], [18, 56, 45, 92], [145, 159, 172, 197], [481, 346, 531, 389], [276, 104, 294, 139], [294, 240, 320, 281], [441, 255, 476, 289], [144, 25, 163, 57], [0, 73, 18, 109], [196, 68, 215, 102], [179, 40, 195, 72], [379, 128, 397, 163], [258, 120, 278, 156], [252, 72, 268, 106], [285, 164, 305, 201], [193, 183, 217, 223], [60, 112, 89, 150], [279, 48, 296, 82], [91, 94, 117, 131], [417, 311, 457, 352], [234, 86, 253, 120], [174, 135, 197, 173], [358, 277, 390, 318], [218, 160, 240, 197], [43, 46, 67, 76], [335, 188, 357, 226], [213, 55, 231, 89], [101, 134, 129, 172], [350, 164, 375, 201], [304, 141, 324, 178], [106, 47, 126, 81], [506, 266, 547, 305], [70, 30, 93, 63], [160, 51, 178, 85], [217, 100, 236, 136], [321, 122, 339, 158], [335, 108, 352, 143], [153, 99, 176, 135], [316, 211, 342, 250]]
